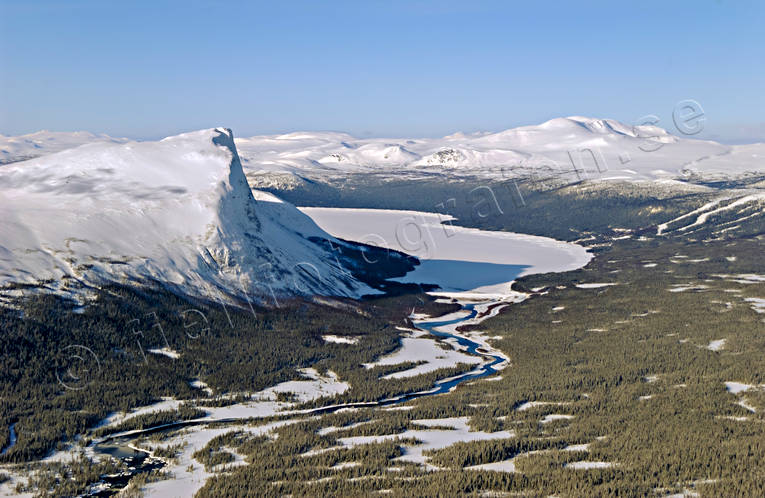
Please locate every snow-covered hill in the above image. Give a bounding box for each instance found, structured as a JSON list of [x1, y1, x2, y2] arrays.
[[0, 130, 127, 164], [680, 143, 765, 181], [232, 117, 762, 184], [0, 128, 413, 303]]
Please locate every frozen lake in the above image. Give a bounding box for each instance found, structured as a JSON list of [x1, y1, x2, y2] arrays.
[[300, 207, 592, 294]]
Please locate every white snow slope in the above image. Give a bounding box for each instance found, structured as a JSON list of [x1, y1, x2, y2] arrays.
[[0, 130, 127, 164], [0, 128, 380, 303]]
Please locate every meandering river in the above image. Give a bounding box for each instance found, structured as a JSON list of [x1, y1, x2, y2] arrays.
[[88, 301, 509, 495]]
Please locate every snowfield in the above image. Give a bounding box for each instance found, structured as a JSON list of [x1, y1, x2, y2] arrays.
[[566, 461, 617, 470], [322, 334, 361, 344], [147, 347, 181, 359], [575, 283, 619, 289], [337, 416, 514, 468], [744, 297, 765, 314], [515, 401, 571, 412], [99, 368, 350, 431], [250, 368, 350, 403], [362, 328, 482, 379], [142, 419, 299, 498]]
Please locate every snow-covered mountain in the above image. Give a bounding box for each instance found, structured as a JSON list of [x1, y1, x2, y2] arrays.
[[5, 118, 762, 184], [233, 117, 763, 184], [0, 128, 414, 303], [0, 130, 127, 164]]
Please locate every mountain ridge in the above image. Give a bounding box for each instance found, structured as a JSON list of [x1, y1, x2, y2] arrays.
[[0, 128, 416, 304]]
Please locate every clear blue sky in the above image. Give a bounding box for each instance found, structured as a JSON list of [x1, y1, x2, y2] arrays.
[[1, 0, 763, 142]]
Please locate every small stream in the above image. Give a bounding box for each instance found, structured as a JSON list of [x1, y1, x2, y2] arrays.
[[89, 444, 165, 497], [91, 301, 505, 494], [0, 423, 16, 456]]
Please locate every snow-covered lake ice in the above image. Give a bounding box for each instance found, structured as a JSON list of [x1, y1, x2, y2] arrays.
[[300, 208, 591, 294]]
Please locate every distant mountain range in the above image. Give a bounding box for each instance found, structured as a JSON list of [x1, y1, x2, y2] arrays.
[[4, 117, 763, 184], [234, 117, 764, 184]]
